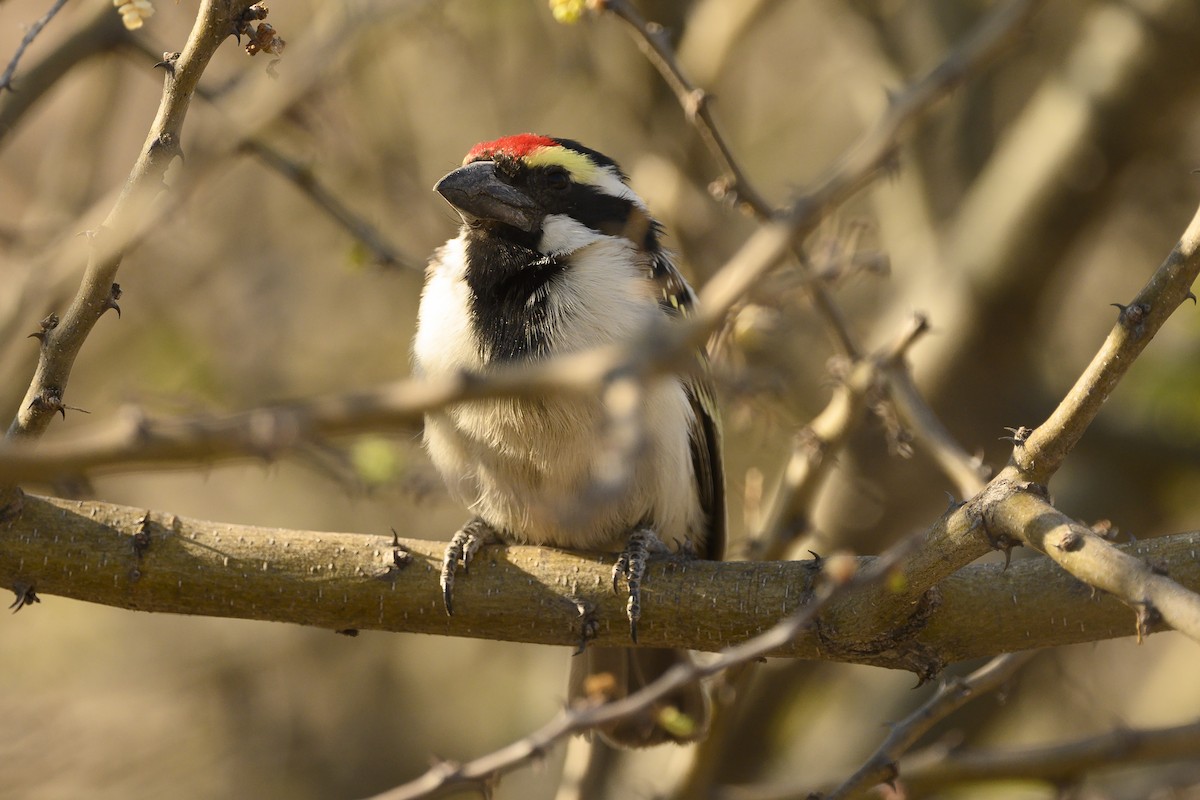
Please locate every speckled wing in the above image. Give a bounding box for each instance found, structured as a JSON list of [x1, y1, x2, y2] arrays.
[[649, 250, 726, 560]]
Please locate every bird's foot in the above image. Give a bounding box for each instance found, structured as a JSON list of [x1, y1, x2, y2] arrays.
[[611, 526, 671, 644], [440, 518, 499, 615]]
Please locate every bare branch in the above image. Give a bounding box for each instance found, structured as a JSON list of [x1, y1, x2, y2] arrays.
[[603, 0, 770, 216], [886, 366, 989, 499], [987, 490, 1200, 644], [1012, 203, 1200, 483], [691, 0, 1046, 348], [5, 0, 262, 441], [0, 0, 70, 94], [3, 492, 1199, 663], [0, 2, 127, 148], [898, 720, 1200, 795], [824, 652, 1037, 799], [239, 139, 421, 271], [742, 313, 929, 561]]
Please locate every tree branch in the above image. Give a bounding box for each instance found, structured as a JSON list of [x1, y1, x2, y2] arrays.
[[897, 719, 1200, 796], [0, 0, 71, 93], [2, 492, 1198, 666], [1012, 202, 1200, 483], [987, 490, 1200, 643], [742, 313, 929, 561], [5, 0, 261, 441], [823, 652, 1037, 799]]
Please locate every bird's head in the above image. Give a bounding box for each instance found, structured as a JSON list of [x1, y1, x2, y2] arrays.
[[435, 134, 658, 257]]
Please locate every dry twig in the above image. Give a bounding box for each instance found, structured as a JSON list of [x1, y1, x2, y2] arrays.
[[0, 0, 70, 93]]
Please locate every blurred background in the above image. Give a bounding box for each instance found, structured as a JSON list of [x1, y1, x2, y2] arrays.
[[2, 0, 1200, 797]]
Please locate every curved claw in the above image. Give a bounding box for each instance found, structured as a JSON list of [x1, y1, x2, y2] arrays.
[[439, 519, 499, 616]]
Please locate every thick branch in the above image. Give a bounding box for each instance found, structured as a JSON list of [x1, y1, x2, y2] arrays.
[[2, 493, 1198, 667], [987, 490, 1200, 643]]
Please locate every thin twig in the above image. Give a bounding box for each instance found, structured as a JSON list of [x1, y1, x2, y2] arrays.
[[898, 719, 1200, 795], [824, 652, 1037, 799], [0, 0, 70, 93], [602, 0, 860, 358], [885, 366, 989, 499], [740, 313, 929, 561], [240, 139, 420, 271], [1011, 202, 1200, 483]]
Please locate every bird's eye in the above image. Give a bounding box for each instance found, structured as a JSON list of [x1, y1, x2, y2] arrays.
[[544, 167, 570, 192]]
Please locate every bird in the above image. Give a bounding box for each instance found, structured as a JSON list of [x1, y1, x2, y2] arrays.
[[412, 134, 725, 747]]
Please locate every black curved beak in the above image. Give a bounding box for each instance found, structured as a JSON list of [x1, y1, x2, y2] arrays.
[[435, 160, 541, 233]]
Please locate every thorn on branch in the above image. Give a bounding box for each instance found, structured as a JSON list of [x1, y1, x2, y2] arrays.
[[1111, 301, 1150, 335], [573, 598, 598, 656], [880, 761, 900, 789], [375, 528, 412, 582], [132, 511, 152, 558], [105, 283, 123, 318], [1186, 290, 1197, 305], [975, 513, 1018, 570], [390, 528, 412, 569], [684, 88, 709, 122], [231, 3, 269, 43], [27, 313, 59, 343], [29, 387, 66, 419], [9, 582, 39, 613], [154, 52, 180, 74]]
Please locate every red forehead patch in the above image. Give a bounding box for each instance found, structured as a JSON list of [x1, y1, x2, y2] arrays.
[[464, 133, 558, 164]]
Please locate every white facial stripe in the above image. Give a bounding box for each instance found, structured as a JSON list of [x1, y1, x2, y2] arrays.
[[538, 213, 607, 256], [592, 165, 646, 210]]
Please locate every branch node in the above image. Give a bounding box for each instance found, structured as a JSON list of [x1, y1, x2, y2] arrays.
[[27, 312, 59, 344], [573, 598, 599, 656], [1135, 602, 1162, 643], [133, 511, 153, 558], [1055, 529, 1084, 553], [1111, 301, 1151, 334], [153, 52, 181, 74], [1000, 425, 1032, 445], [684, 87, 708, 122], [29, 387, 66, 419]]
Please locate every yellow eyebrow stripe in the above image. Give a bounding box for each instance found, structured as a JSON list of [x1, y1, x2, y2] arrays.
[[525, 146, 598, 182]]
